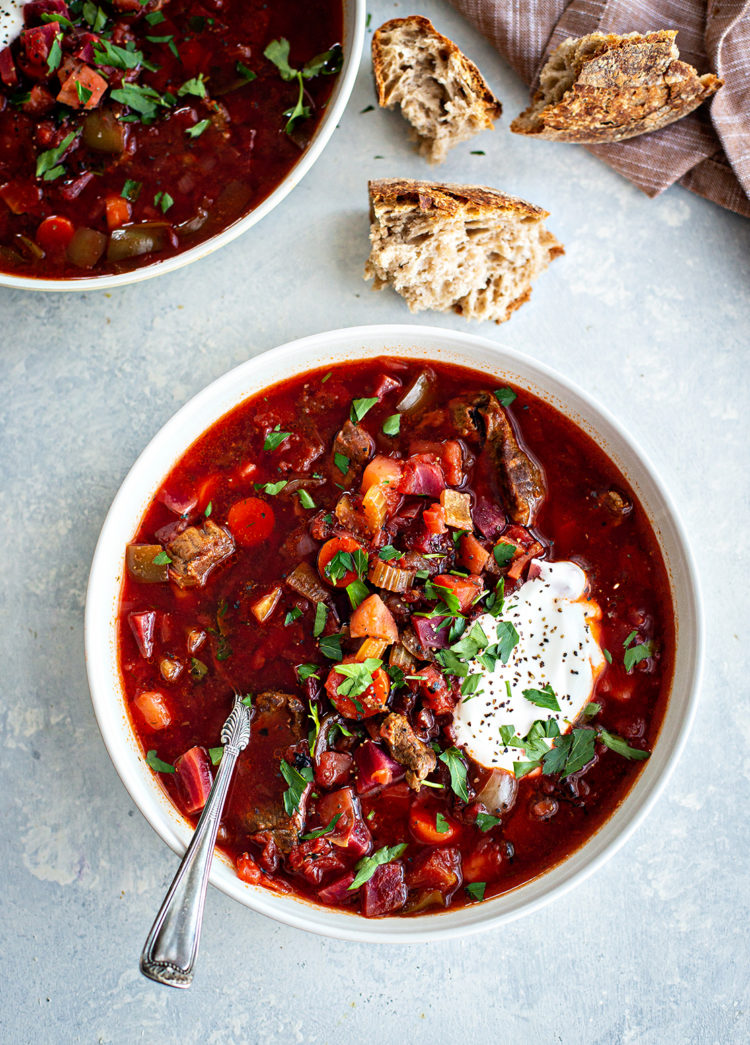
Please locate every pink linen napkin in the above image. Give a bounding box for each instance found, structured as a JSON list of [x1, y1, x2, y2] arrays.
[[448, 0, 750, 217]]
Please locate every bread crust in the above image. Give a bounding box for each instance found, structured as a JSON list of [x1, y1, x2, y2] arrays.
[[511, 29, 722, 143], [368, 179, 550, 223]]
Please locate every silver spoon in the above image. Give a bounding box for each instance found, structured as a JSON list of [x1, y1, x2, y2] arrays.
[[140, 692, 252, 988]]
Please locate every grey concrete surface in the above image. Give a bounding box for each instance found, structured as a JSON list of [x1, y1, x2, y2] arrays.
[[1, 2, 748, 1042]]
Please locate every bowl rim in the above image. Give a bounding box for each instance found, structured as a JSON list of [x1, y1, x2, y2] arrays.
[[0, 0, 366, 293], [85, 323, 703, 943]]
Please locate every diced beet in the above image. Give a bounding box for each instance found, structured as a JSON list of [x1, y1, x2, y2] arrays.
[[316, 787, 373, 857], [0, 48, 18, 87], [409, 440, 463, 485], [74, 32, 100, 63], [158, 488, 198, 517], [412, 614, 451, 650], [527, 559, 543, 580], [318, 872, 356, 905], [174, 746, 213, 814], [21, 24, 59, 64], [287, 838, 345, 886], [154, 518, 188, 544], [361, 862, 407, 917], [399, 455, 446, 497], [23, 0, 69, 26], [58, 172, 94, 201], [405, 847, 463, 899], [128, 609, 156, 659], [22, 85, 56, 116], [373, 373, 401, 400], [354, 741, 405, 795], [473, 498, 506, 540], [315, 750, 353, 789]]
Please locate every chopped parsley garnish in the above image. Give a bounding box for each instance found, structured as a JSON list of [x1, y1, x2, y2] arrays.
[[35, 131, 78, 181], [348, 843, 408, 890], [302, 43, 343, 78], [240, 694, 253, 707], [93, 39, 143, 71], [263, 37, 297, 80], [284, 607, 302, 626], [297, 489, 316, 509], [204, 502, 212, 517], [282, 72, 311, 133], [300, 813, 342, 840], [146, 750, 175, 774], [461, 673, 483, 698], [623, 640, 654, 673], [319, 632, 343, 661], [280, 759, 313, 815], [382, 414, 400, 436], [332, 658, 381, 698], [186, 118, 211, 139], [584, 702, 601, 719], [83, 2, 107, 31], [46, 33, 62, 73], [522, 683, 561, 712], [494, 387, 517, 408], [379, 545, 402, 561], [491, 620, 519, 665], [190, 657, 208, 680], [623, 630, 638, 648], [110, 83, 165, 119], [438, 747, 469, 802], [598, 729, 650, 760], [263, 425, 291, 452], [435, 812, 450, 834], [466, 882, 486, 901], [152, 550, 172, 565], [603, 648, 613, 664], [208, 746, 223, 766], [296, 663, 320, 681], [178, 75, 207, 99], [493, 542, 516, 568], [334, 452, 350, 475], [121, 179, 142, 201], [255, 479, 287, 495], [324, 550, 354, 584], [350, 397, 379, 424], [313, 601, 328, 638], [346, 579, 370, 610], [236, 62, 257, 83], [308, 700, 321, 748], [154, 191, 174, 214], [145, 10, 166, 25], [475, 812, 501, 832]]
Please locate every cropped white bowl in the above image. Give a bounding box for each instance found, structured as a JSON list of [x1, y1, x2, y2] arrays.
[[85, 324, 702, 942], [0, 0, 365, 293]]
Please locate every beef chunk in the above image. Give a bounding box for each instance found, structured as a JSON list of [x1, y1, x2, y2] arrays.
[[165, 519, 234, 589], [333, 420, 375, 468], [448, 392, 545, 526], [380, 712, 437, 790], [231, 691, 309, 853]]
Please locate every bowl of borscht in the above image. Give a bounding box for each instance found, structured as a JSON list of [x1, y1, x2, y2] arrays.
[[86, 325, 702, 942], [0, 0, 364, 290]]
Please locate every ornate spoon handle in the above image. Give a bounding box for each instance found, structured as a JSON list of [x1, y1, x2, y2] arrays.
[[140, 696, 251, 988]]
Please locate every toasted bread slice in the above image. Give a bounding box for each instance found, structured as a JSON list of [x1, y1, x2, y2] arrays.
[[364, 179, 563, 324], [372, 16, 502, 163], [511, 29, 721, 143]]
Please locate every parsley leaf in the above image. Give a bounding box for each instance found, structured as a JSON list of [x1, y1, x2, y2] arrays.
[[348, 843, 408, 890], [296, 663, 320, 681], [300, 813, 342, 840], [284, 607, 302, 626], [255, 479, 287, 495], [494, 387, 517, 408], [121, 179, 142, 201], [186, 118, 211, 138], [475, 812, 501, 832], [439, 747, 469, 802], [152, 550, 172, 565], [522, 683, 561, 712], [493, 542, 516, 568], [379, 545, 402, 561], [334, 452, 350, 474], [177, 75, 207, 99], [494, 620, 520, 663], [263, 37, 297, 80], [302, 43, 343, 78], [319, 633, 343, 661], [46, 33, 62, 73], [435, 812, 450, 834], [263, 425, 291, 452], [236, 61, 256, 83], [208, 746, 223, 766], [350, 397, 379, 424], [346, 579, 369, 610], [154, 190, 174, 214], [146, 750, 175, 774], [466, 882, 486, 901], [297, 489, 315, 509], [280, 759, 313, 816], [332, 658, 381, 698], [623, 640, 654, 673], [282, 72, 311, 133], [35, 131, 78, 181], [382, 414, 400, 436], [313, 601, 327, 638], [599, 729, 650, 761]]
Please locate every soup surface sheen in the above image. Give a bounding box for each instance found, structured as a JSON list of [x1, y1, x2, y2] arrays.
[[118, 358, 673, 917]]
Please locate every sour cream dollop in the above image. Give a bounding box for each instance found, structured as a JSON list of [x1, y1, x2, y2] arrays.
[[452, 560, 605, 774]]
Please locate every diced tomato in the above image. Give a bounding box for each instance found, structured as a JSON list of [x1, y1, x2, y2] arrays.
[[57, 64, 107, 109], [409, 665, 455, 715], [350, 594, 398, 642], [0, 180, 42, 216], [133, 690, 171, 731], [361, 861, 407, 917], [361, 455, 402, 492], [227, 496, 275, 547], [422, 503, 446, 535], [316, 786, 372, 857], [409, 803, 463, 845], [409, 440, 463, 485], [462, 837, 505, 883], [432, 573, 484, 612], [317, 535, 364, 588], [315, 750, 353, 789], [460, 532, 490, 573], [36, 215, 74, 253], [405, 847, 463, 897], [104, 194, 131, 231], [287, 837, 345, 885], [174, 746, 213, 814], [128, 609, 156, 659], [325, 656, 390, 720], [236, 853, 262, 885]]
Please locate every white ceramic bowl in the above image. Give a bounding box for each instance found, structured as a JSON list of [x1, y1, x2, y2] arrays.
[[0, 0, 365, 293], [85, 324, 702, 942]]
